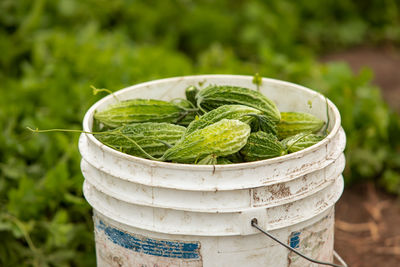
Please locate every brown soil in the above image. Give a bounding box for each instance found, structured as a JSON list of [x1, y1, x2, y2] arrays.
[[334, 183, 400, 267], [323, 47, 400, 266]]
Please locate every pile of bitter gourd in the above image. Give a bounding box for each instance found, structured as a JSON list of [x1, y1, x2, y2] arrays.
[[93, 85, 326, 164]]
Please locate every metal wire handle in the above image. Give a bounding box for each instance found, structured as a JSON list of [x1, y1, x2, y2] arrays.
[[251, 219, 347, 267]]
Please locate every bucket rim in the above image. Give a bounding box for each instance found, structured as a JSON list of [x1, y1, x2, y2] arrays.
[[82, 74, 342, 171]]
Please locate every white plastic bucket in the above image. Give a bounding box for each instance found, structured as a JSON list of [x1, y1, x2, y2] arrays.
[[79, 75, 346, 267]]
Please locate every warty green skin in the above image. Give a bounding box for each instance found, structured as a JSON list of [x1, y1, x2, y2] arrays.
[[95, 122, 186, 159], [162, 119, 251, 163], [224, 152, 244, 163], [282, 133, 324, 153], [196, 155, 234, 165], [94, 99, 188, 128], [240, 131, 286, 162], [183, 105, 262, 138], [217, 157, 233, 164], [195, 85, 281, 123], [277, 112, 325, 140], [197, 154, 218, 165]]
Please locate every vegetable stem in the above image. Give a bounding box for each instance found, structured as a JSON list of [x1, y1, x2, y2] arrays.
[[27, 127, 161, 161]]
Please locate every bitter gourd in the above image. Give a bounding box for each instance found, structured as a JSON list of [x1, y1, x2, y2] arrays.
[[282, 132, 324, 153], [94, 99, 191, 128], [183, 104, 273, 137], [240, 131, 286, 162], [162, 119, 251, 163], [195, 85, 281, 123], [95, 122, 186, 158], [277, 112, 324, 139]]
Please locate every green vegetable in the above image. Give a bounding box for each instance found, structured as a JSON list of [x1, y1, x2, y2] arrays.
[[162, 119, 251, 163], [183, 104, 275, 137], [95, 122, 186, 158], [277, 112, 325, 139], [195, 85, 281, 123], [240, 131, 286, 162], [197, 154, 218, 165], [223, 152, 245, 163], [196, 155, 234, 165], [185, 86, 200, 108], [94, 99, 191, 128], [282, 133, 325, 153], [217, 157, 233, 164]]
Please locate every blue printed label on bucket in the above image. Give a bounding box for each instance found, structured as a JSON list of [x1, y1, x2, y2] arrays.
[[94, 217, 202, 266], [287, 210, 334, 267]]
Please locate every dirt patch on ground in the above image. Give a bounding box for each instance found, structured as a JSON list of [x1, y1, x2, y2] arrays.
[[335, 183, 400, 267], [324, 47, 400, 266]]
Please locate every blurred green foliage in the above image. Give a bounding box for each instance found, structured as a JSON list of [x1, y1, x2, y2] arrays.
[[1, 0, 400, 266]]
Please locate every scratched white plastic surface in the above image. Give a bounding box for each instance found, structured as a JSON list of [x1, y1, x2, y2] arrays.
[[79, 75, 346, 266], [93, 208, 334, 267]]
